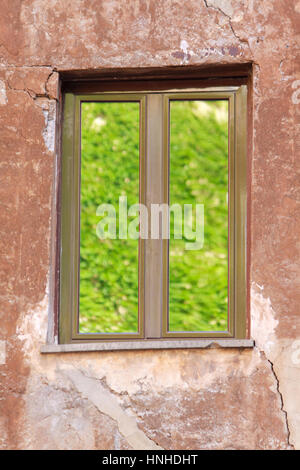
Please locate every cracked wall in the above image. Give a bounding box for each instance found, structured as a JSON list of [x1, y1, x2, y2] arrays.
[[0, 0, 299, 450]]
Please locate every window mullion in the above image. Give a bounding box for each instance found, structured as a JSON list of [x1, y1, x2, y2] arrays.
[[144, 94, 165, 338]]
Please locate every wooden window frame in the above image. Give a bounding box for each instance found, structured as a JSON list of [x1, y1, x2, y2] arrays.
[[59, 84, 247, 344]]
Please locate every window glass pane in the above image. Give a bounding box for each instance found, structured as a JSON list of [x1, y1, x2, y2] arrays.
[[169, 100, 228, 332], [79, 102, 140, 333]]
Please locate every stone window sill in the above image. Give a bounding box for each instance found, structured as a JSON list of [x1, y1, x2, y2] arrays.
[[41, 338, 254, 353]]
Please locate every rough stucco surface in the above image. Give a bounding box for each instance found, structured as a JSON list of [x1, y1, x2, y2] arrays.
[[0, 0, 299, 450]]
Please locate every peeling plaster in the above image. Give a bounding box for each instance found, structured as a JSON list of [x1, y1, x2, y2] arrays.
[[179, 40, 193, 64], [251, 284, 279, 354], [251, 284, 297, 449], [42, 100, 56, 153], [291, 341, 300, 366], [15, 276, 294, 449], [0, 341, 6, 365], [205, 0, 233, 18], [0, 80, 7, 105], [61, 369, 163, 450], [16, 274, 50, 369], [203, 0, 251, 52]]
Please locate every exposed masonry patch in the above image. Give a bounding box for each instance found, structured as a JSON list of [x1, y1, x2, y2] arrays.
[[61, 369, 163, 451], [0, 80, 7, 105]]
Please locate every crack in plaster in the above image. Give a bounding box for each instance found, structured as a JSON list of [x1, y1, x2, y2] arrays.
[[45, 71, 58, 101], [6, 72, 55, 101], [6, 79, 35, 101], [60, 368, 163, 450], [95, 375, 163, 446], [4, 73, 57, 153], [262, 352, 294, 450], [254, 348, 295, 450], [203, 0, 252, 52], [0, 63, 56, 69], [251, 285, 295, 449]]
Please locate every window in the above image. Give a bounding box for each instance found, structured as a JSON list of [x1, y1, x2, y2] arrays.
[[59, 82, 247, 344]]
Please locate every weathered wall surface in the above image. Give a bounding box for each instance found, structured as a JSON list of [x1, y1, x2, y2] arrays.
[[0, 0, 299, 450]]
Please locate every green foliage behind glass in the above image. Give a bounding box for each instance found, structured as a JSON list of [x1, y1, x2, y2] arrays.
[[169, 101, 228, 331], [80, 102, 139, 333], [79, 100, 228, 333]]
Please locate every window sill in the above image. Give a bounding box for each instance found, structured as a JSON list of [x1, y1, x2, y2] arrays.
[[41, 338, 254, 353]]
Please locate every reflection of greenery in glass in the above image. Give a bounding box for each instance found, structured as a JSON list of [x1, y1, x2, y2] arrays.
[[169, 100, 228, 331], [79, 102, 139, 333]]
